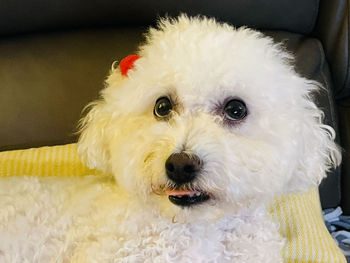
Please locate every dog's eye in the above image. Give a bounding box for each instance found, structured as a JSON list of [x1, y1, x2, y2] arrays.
[[154, 97, 172, 118], [224, 99, 247, 121]]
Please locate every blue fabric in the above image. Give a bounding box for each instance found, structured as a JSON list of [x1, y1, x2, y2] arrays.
[[323, 207, 350, 260]]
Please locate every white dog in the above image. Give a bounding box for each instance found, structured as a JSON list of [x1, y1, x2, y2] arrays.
[[0, 15, 341, 262]]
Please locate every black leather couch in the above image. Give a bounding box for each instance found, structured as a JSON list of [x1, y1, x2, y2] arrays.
[[0, 0, 349, 214]]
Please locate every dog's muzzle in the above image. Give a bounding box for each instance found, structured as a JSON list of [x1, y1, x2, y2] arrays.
[[165, 152, 210, 206]]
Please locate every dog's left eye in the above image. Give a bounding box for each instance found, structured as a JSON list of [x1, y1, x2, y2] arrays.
[[154, 97, 173, 118], [224, 99, 247, 121]]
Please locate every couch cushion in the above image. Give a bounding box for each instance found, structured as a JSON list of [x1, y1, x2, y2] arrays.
[[0, 0, 319, 36], [0, 28, 143, 150]]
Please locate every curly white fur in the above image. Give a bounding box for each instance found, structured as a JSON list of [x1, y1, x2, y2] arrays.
[[0, 15, 341, 262]]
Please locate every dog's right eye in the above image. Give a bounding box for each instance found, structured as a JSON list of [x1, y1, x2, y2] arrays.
[[154, 97, 173, 118]]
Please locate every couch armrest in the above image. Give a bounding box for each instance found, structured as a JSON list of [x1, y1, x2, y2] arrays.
[[313, 0, 350, 99], [338, 98, 350, 214]]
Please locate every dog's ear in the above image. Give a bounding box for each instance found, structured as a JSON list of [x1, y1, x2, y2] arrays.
[[288, 85, 342, 191], [77, 55, 141, 171], [77, 101, 111, 172]]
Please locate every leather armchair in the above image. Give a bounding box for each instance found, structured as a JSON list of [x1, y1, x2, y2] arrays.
[[0, 0, 349, 213]]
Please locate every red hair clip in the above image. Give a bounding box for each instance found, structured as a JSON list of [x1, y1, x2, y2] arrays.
[[120, 55, 140, 76]]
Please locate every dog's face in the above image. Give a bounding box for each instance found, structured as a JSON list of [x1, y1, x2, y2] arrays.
[[78, 16, 340, 222]]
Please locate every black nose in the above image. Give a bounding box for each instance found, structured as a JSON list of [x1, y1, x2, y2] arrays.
[[165, 152, 201, 185]]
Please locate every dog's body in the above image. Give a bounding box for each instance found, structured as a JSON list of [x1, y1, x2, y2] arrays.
[[0, 16, 341, 262], [0, 176, 283, 262]]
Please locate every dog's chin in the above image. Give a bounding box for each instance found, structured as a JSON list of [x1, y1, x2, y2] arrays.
[[158, 190, 229, 224], [149, 184, 232, 223]]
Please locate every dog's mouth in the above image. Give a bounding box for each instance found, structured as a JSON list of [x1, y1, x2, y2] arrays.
[[166, 189, 210, 207]]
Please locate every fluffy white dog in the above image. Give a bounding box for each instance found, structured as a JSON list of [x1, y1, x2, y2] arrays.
[[0, 15, 341, 262]]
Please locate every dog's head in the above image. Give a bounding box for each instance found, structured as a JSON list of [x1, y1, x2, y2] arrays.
[[78, 15, 341, 222]]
